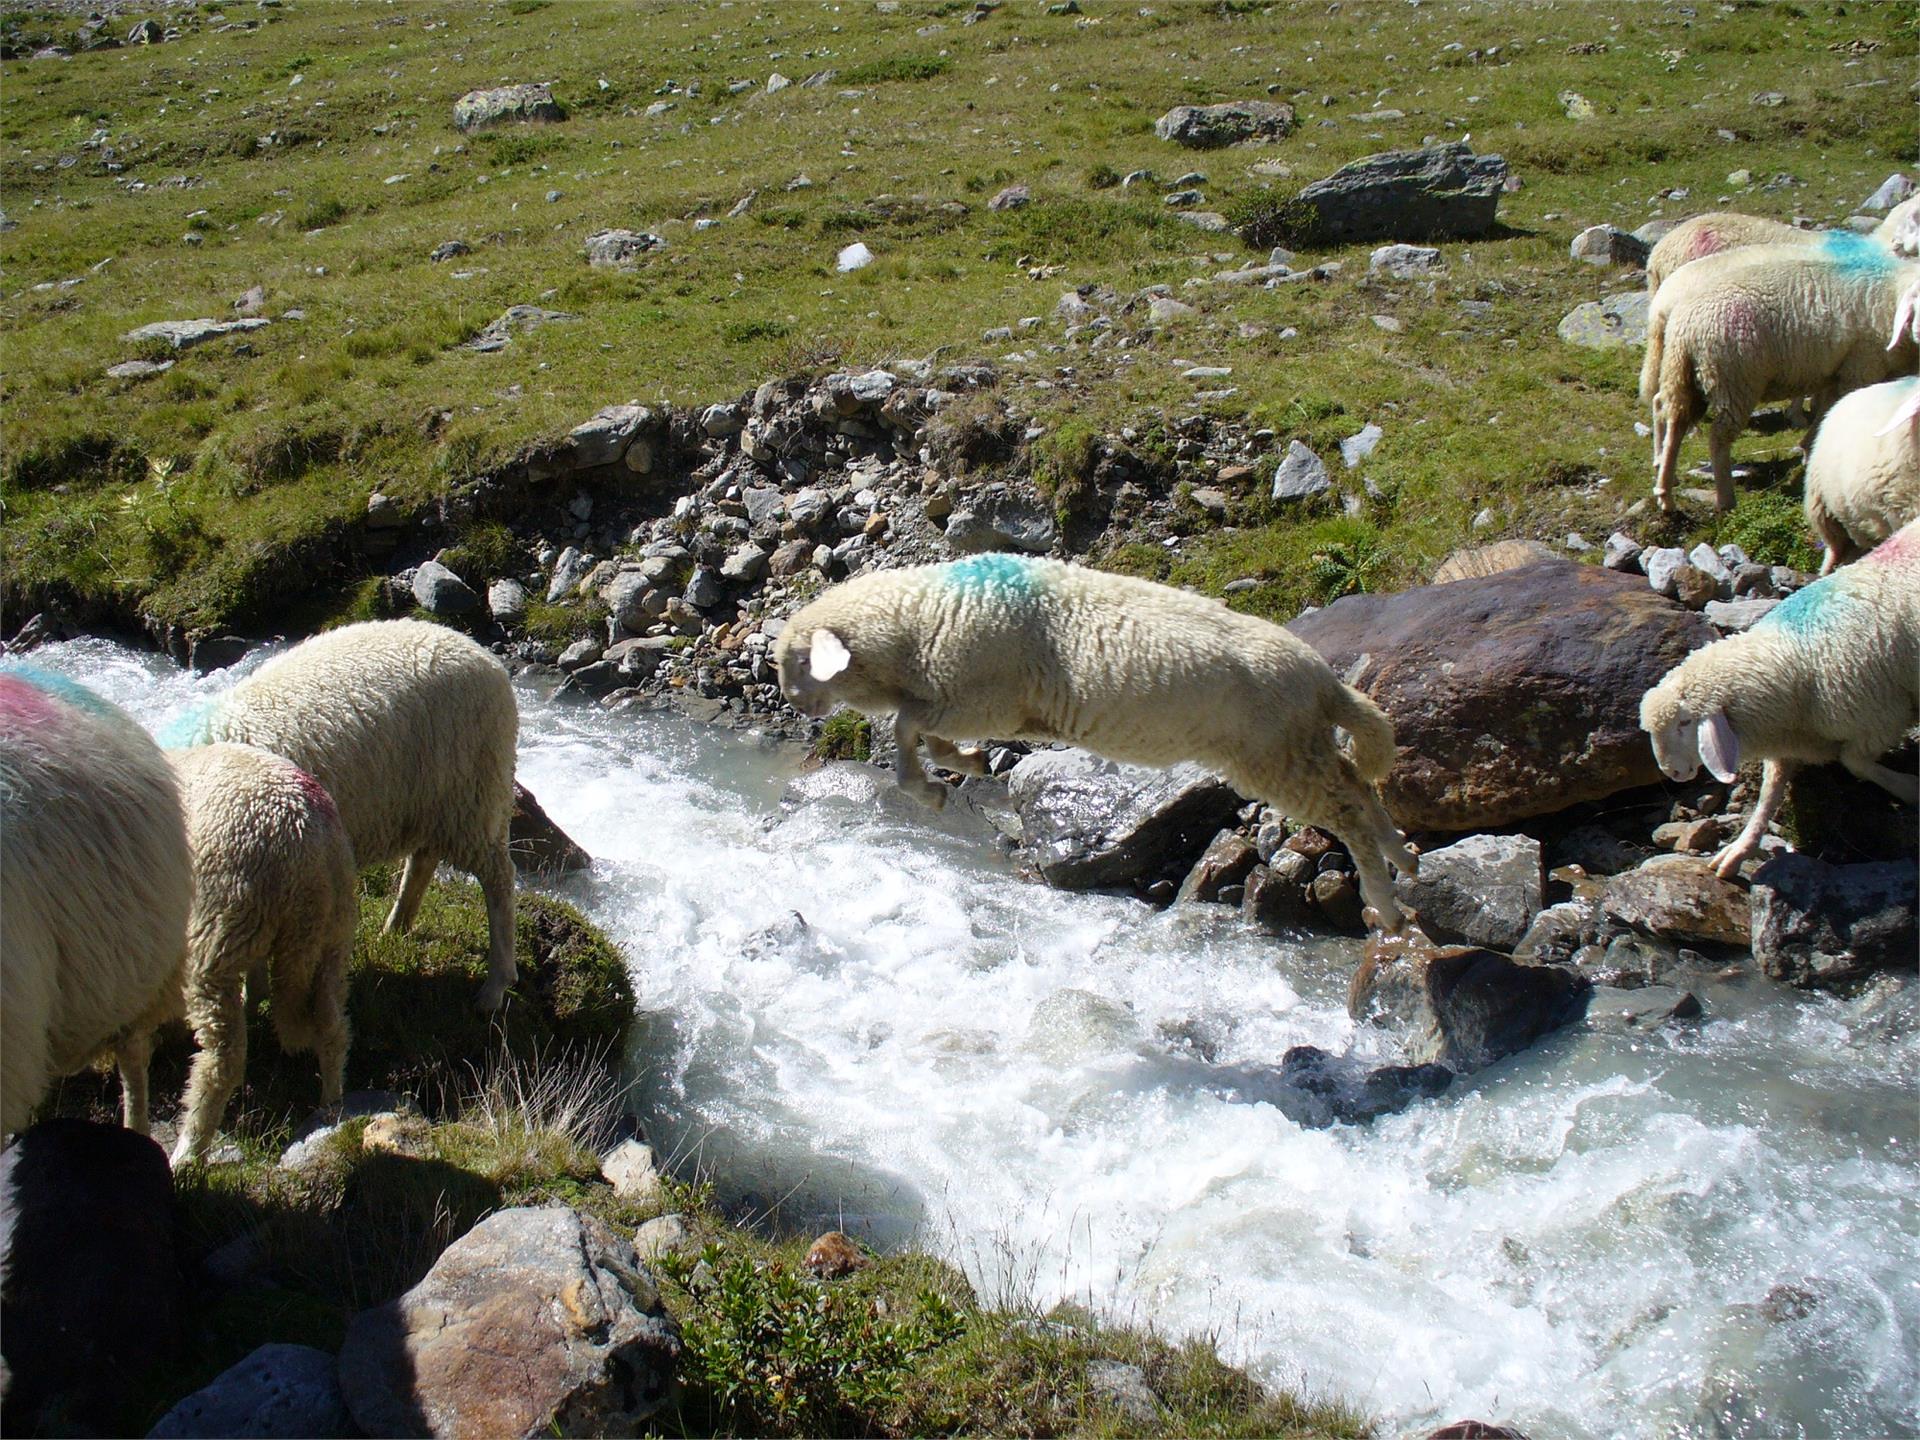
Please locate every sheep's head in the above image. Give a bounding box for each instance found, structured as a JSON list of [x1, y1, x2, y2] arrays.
[[1640, 678, 1741, 784], [774, 626, 852, 718]]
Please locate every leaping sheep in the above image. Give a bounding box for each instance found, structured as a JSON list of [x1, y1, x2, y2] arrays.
[[1640, 519, 1920, 877], [774, 555, 1419, 933], [0, 668, 192, 1137], [165, 619, 521, 1010]]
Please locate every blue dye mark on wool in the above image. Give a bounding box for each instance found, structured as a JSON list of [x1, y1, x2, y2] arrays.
[[945, 553, 1037, 594], [1817, 228, 1895, 278], [1760, 576, 1846, 637], [156, 699, 216, 749], [0, 662, 112, 718]]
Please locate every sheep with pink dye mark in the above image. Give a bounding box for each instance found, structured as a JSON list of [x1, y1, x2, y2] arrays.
[[117, 742, 358, 1166], [1638, 233, 1919, 511], [1640, 519, 1920, 876], [0, 668, 192, 1137], [1645, 196, 1920, 295]]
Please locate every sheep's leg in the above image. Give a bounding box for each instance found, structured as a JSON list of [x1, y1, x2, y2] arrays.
[[1707, 414, 1740, 513], [271, 943, 351, 1107], [1710, 759, 1792, 878], [1840, 746, 1920, 806], [114, 1028, 155, 1136], [172, 978, 246, 1166], [471, 838, 518, 1012], [1654, 403, 1686, 512], [386, 850, 439, 935], [925, 734, 990, 776], [891, 705, 950, 811]]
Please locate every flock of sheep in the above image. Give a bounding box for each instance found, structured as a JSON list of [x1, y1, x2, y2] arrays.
[[3, 197, 1919, 1169]]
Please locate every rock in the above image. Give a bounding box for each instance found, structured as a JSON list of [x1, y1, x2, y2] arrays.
[[1703, 597, 1777, 633], [1862, 173, 1914, 212], [601, 1139, 663, 1203], [769, 539, 815, 577], [1512, 897, 1597, 966], [1750, 853, 1918, 989], [567, 404, 653, 467], [1396, 834, 1543, 951], [557, 638, 604, 671], [1308, 869, 1366, 931], [1288, 560, 1714, 830], [127, 17, 164, 43], [1007, 749, 1241, 892], [1174, 210, 1231, 231], [1369, 243, 1443, 277], [453, 83, 565, 133], [720, 544, 769, 585], [412, 560, 479, 615], [1291, 142, 1507, 244], [988, 184, 1031, 211], [465, 305, 579, 352], [1569, 224, 1650, 266], [1271, 1045, 1453, 1128], [510, 782, 591, 876], [1603, 532, 1644, 573], [1429, 540, 1556, 585], [1643, 546, 1687, 597], [122, 317, 269, 350], [1242, 858, 1313, 933], [1601, 856, 1750, 949], [1423, 1425, 1531, 1440], [488, 578, 528, 625], [338, 1206, 680, 1438], [1086, 1360, 1161, 1423], [802, 1231, 868, 1278], [944, 484, 1057, 554], [1, 1122, 182, 1433], [147, 1343, 351, 1440], [1349, 932, 1592, 1072], [1586, 985, 1703, 1031], [188, 635, 251, 674], [1339, 422, 1385, 467], [606, 637, 674, 678], [1671, 564, 1718, 610], [1154, 100, 1297, 148], [634, 1214, 694, 1262], [684, 566, 723, 610], [106, 358, 174, 379], [1557, 291, 1651, 348], [583, 229, 665, 268], [1176, 831, 1260, 904], [430, 239, 472, 263], [1270, 439, 1331, 501], [546, 546, 593, 603], [836, 241, 874, 272]]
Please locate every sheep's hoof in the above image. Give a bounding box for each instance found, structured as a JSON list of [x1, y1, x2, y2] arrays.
[[474, 981, 510, 1012]]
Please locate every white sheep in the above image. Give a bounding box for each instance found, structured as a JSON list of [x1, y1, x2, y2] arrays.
[[0, 668, 192, 1137], [1644, 197, 1920, 295], [1639, 519, 1920, 877], [1802, 376, 1920, 574], [1639, 235, 1919, 511], [773, 555, 1419, 932], [1874, 275, 1920, 436], [116, 743, 358, 1166], [165, 619, 520, 1010]]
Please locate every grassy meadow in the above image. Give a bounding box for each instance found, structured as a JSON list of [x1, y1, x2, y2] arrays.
[[2, 0, 1914, 636]]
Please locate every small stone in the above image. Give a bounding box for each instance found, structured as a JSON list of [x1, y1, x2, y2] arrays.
[[1570, 224, 1650, 267], [601, 1138, 664, 1202], [634, 1214, 694, 1262], [1271, 440, 1331, 501], [802, 1231, 868, 1278], [836, 241, 874, 272], [411, 560, 478, 615], [1862, 173, 1915, 212], [1368, 243, 1442, 278], [1643, 546, 1688, 597], [1339, 423, 1384, 468], [1671, 564, 1718, 610], [1603, 532, 1643, 573], [988, 184, 1031, 211], [1086, 1360, 1161, 1424]]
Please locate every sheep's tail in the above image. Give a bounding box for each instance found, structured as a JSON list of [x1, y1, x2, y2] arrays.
[[1330, 683, 1398, 785]]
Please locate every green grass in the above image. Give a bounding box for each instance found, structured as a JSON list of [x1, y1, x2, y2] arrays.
[[1, 0, 1911, 636], [813, 709, 874, 762]]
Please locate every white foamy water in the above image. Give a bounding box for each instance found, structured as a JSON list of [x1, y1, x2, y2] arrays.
[[28, 637, 1920, 1438]]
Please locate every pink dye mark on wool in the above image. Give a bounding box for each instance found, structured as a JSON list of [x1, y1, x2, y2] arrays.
[[1862, 521, 1920, 569], [1683, 226, 1723, 262], [0, 673, 65, 728], [1720, 295, 1763, 346], [287, 763, 340, 822]]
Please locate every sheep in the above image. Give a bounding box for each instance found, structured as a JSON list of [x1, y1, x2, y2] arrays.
[[1876, 275, 1920, 437], [773, 554, 1419, 933], [1644, 196, 1920, 295], [114, 743, 357, 1166], [1639, 235, 1919, 511], [1802, 376, 1920, 574], [0, 668, 192, 1137], [1639, 519, 1920, 877], [164, 619, 520, 1010]]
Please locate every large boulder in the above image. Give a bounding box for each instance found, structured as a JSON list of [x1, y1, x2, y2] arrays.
[[148, 1343, 352, 1439], [338, 1206, 680, 1439], [1600, 855, 1751, 949], [1154, 100, 1297, 148], [1, 1122, 182, 1434], [1750, 853, 1918, 989], [1395, 834, 1544, 951], [1287, 559, 1714, 831], [453, 83, 564, 132], [1349, 932, 1591, 1071], [1290, 142, 1508, 244], [944, 484, 1057, 555], [1007, 749, 1241, 892]]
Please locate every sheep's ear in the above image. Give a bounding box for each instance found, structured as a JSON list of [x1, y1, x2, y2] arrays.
[[809, 629, 852, 682], [1699, 712, 1740, 782]]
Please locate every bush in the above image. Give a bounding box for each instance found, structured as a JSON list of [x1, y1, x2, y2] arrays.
[[841, 54, 952, 85], [813, 711, 872, 762], [1224, 191, 1319, 250]]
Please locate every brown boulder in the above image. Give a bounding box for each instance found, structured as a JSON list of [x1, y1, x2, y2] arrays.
[[1601, 856, 1751, 949], [1349, 931, 1591, 1071], [1288, 560, 1713, 831]]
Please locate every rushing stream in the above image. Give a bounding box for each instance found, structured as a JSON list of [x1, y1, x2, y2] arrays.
[[28, 636, 1920, 1439]]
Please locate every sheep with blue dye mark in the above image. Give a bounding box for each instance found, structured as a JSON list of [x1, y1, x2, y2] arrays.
[[0, 668, 192, 1137], [1803, 374, 1920, 574], [166, 620, 521, 1010], [1640, 519, 1920, 876], [1644, 196, 1920, 296], [1639, 233, 1920, 511], [774, 555, 1419, 932], [117, 742, 357, 1166]]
